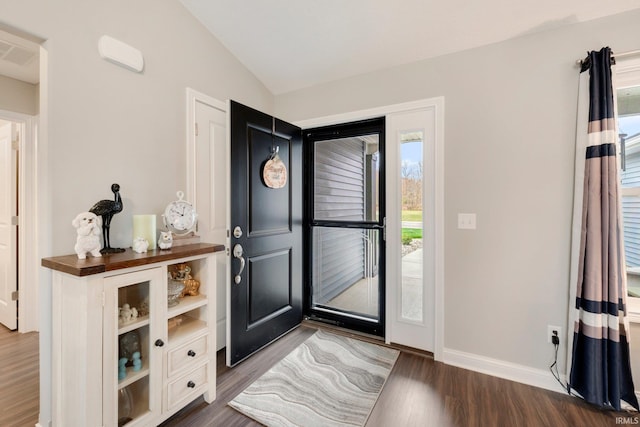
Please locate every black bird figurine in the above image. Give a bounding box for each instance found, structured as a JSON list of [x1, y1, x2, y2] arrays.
[[90, 183, 125, 254]]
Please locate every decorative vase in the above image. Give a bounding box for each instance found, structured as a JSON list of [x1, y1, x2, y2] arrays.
[[167, 279, 185, 307], [118, 386, 133, 426]]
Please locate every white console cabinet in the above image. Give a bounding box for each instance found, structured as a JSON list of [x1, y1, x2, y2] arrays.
[[42, 243, 224, 427]]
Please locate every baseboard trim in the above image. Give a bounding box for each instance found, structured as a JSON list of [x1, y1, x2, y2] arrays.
[[443, 348, 568, 395]]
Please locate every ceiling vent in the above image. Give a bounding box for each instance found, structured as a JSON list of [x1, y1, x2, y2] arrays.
[[0, 38, 37, 66]]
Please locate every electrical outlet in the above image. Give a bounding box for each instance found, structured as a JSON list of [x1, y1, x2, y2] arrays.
[[548, 325, 562, 344]]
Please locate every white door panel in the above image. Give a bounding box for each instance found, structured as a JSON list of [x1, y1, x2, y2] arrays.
[[386, 109, 436, 352], [0, 121, 17, 330], [193, 99, 227, 351]]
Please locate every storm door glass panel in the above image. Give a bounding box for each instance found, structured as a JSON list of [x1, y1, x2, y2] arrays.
[[314, 135, 379, 222], [400, 132, 424, 322], [312, 227, 380, 320]]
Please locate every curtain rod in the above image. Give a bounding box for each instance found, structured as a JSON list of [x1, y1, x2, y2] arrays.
[[575, 49, 640, 66]]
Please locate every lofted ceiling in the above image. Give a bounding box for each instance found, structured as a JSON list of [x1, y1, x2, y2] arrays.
[[180, 0, 640, 94], [4, 2, 640, 90]]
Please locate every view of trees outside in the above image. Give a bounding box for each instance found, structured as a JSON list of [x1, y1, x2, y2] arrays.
[[400, 136, 424, 321], [401, 139, 423, 247]]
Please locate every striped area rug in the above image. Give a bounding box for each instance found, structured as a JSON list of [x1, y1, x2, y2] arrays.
[[228, 330, 399, 427]]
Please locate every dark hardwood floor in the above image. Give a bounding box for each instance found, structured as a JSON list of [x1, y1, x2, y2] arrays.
[[0, 324, 39, 427], [1, 323, 635, 426], [163, 324, 634, 427]]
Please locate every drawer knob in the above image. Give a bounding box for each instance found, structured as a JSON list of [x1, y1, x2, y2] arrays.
[[154, 339, 164, 347], [187, 350, 196, 357], [187, 380, 196, 388]]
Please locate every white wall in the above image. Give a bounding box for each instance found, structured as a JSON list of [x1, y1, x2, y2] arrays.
[[275, 9, 640, 381], [1, 0, 273, 255], [0, 74, 37, 115], [1, 1, 274, 425]]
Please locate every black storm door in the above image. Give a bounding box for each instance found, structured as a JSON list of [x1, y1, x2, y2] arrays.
[[227, 100, 303, 366], [304, 118, 386, 337]]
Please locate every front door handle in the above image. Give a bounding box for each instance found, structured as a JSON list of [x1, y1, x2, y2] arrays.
[[233, 244, 245, 284]]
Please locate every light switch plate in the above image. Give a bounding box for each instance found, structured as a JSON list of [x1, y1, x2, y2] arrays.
[[458, 213, 476, 230]]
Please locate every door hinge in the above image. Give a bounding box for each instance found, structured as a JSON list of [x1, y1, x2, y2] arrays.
[[101, 291, 105, 307], [11, 291, 18, 301], [11, 216, 18, 226], [226, 247, 230, 256], [11, 139, 19, 151], [195, 122, 199, 136], [382, 217, 387, 241]]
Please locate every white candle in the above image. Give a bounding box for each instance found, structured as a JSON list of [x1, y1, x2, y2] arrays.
[[132, 214, 157, 250]]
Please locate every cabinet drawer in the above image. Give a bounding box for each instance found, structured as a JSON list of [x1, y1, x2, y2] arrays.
[[166, 362, 209, 411], [167, 334, 208, 377]]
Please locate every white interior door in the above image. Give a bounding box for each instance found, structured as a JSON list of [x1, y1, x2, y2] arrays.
[[190, 95, 228, 350], [386, 109, 437, 352], [0, 120, 17, 330]]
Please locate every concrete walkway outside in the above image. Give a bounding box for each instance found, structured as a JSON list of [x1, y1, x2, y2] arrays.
[[401, 248, 423, 321]]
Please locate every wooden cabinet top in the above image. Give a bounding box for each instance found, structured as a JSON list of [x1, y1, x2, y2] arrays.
[[42, 243, 225, 277]]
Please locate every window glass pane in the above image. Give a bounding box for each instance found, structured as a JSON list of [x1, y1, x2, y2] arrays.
[[401, 132, 424, 322], [313, 135, 379, 222], [311, 226, 380, 320], [617, 85, 640, 300]]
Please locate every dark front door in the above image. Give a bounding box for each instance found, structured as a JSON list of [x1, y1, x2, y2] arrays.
[[228, 100, 303, 366]]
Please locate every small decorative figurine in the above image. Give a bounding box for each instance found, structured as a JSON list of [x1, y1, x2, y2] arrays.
[[182, 276, 200, 297], [119, 331, 141, 367], [90, 183, 125, 254], [132, 237, 149, 253], [118, 303, 138, 325], [172, 263, 200, 297], [118, 357, 128, 380], [173, 263, 191, 281], [138, 297, 149, 317], [158, 231, 173, 250], [72, 211, 103, 259], [132, 352, 142, 372]]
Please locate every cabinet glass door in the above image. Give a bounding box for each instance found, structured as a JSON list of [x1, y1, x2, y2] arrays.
[[104, 268, 164, 427]]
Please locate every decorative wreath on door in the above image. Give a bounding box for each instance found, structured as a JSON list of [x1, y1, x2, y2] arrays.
[[263, 146, 287, 189]]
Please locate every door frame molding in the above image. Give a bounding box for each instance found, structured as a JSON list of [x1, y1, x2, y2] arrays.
[[0, 108, 38, 333], [295, 97, 445, 361]]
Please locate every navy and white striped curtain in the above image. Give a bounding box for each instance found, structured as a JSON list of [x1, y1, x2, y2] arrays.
[[567, 47, 639, 411]]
